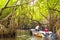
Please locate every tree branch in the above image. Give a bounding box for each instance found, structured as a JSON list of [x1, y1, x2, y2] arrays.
[[0, 0, 20, 21], [53, 0, 59, 8], [0, 0, 10, 15], [0, 0, 33, 16], [0, 0, 37, 21], [0, 13, 12, 21], [49, 8, 60, 12], [3, 0, 35, 8], [40, 12, 48, 20], [47, 0, 50, 9], [4, 0, 10, 7]]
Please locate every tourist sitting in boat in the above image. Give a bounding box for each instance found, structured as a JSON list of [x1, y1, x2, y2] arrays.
[[35, 25, 40, 31], [35, 22, 43, 31]]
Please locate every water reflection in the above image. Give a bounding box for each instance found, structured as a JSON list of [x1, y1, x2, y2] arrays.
[[0, 37, 57, 40], [31, 36, 45, 40], [0, 38, 15, 40]]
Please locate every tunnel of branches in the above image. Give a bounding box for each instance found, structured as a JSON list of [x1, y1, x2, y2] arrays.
[[0, 0, 60, 38]]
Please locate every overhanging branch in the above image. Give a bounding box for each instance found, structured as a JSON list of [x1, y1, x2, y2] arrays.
[[5, 1, 33, 8], [0, 0, 34, 16], [4, 0, 10, 7], [49, 8, 60, 12], [53, 0, 59, 8], [40, 12, 48, 20], [0, 0, 10, 15]]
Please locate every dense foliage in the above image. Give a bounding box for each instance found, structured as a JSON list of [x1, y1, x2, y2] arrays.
[[0, 0, 60, 27]]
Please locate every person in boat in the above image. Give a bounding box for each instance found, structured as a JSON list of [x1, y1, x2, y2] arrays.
[[30, 22, 42, 36], [43, 27, 49, 36], [35, 22, 43, 31], [30, 24, 40, 36], [44, 27, 48, 33], [35, 25, 40, 31]]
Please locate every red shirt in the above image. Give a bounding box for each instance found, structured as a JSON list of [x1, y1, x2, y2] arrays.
[[44, 28, 48, 33]]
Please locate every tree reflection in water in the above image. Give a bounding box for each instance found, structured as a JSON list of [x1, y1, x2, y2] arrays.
[[0, 38, 15, 40]]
